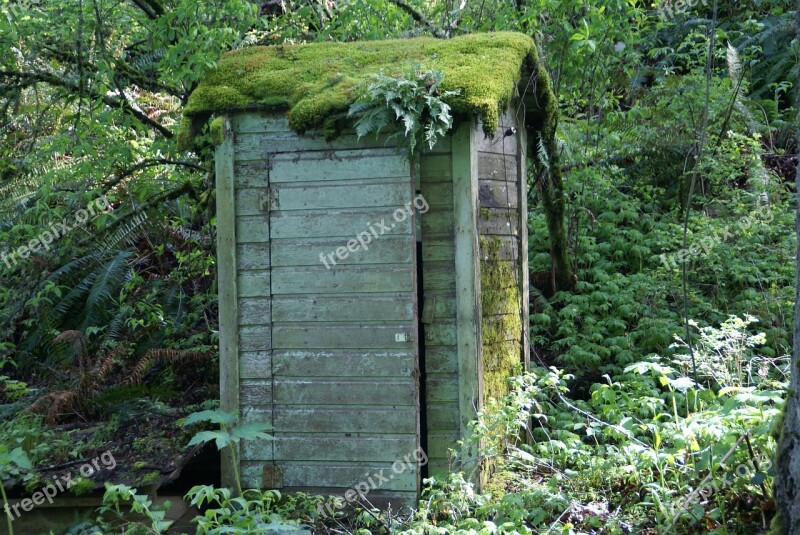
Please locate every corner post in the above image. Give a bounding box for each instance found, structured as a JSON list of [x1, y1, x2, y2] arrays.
[[451, 121, 483, 482], [516, 104, 530, 371], [215, 115, 240, 492]]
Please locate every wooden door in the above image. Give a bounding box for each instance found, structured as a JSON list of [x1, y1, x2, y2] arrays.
[[239, 139, 422, 501]]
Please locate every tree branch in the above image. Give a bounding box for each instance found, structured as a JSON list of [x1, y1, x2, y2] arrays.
[[39, 44, 184, 98], [0, 69, 174, 138], [128, 0, 163, 19], [385, 0, 445, 38], [102, 158, 206, 191]]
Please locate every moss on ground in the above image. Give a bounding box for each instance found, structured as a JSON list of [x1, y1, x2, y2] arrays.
[[480, 236, 523, 401], [180, 32, 546, 148]]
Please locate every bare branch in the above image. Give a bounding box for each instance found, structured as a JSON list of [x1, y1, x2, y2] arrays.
[[385, 0, 445, 38], [0, 69, 174, 138]]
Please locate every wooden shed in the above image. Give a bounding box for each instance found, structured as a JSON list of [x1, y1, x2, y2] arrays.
[[181, 31, 557, 505]]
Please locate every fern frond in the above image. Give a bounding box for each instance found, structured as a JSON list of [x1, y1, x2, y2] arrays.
[[125, 349, 211, 386], [726, 42, 743, 89], [537, 137, 550, 171]]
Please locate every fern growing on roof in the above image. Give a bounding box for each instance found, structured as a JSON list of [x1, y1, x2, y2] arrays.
[[347, 64, 460, 157]]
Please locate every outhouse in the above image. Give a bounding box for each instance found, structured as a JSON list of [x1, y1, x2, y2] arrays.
[[181, 31, 556, 505]]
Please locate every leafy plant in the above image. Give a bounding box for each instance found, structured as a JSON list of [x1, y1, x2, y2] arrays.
[[27, 330, 211, 423], [348, 63, 460, 156], [186, 486, 307, 534], [0, 446, 31, 535], [181, 409, 273, 496], [670, 315, 785, 389], [87, 483, 174, 535]]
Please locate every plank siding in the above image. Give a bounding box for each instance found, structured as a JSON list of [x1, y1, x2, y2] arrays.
[[418, 147, 459, 475], [228, 113, 422, 497], [219, 105, 530, 499], [216, 116, 242, 486], [475, 106, 527, 414]]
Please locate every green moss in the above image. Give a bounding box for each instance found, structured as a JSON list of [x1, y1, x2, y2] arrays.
[[209, 116, 225, 146], [69, 477, 94, 496], [180, 32, 544, 145], [480, 236, 523, 401], [482, 469, 519, 497], [139, 470, 162, 486]]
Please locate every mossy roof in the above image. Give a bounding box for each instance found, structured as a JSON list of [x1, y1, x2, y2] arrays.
[[181, 32, 546, 145]]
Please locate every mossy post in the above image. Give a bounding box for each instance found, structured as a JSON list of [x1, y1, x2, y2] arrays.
[[523, 57, 574, 293]]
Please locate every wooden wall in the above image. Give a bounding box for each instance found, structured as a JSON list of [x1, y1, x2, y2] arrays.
[[217, 113, 421, 504], [418, 137, 459, 476], [215, 108, 529, 499], [475, 107, 528, 403]]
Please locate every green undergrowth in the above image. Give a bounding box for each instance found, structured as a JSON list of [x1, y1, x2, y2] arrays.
[[427, 356, 784, 533], [528, 159, 794, 384], [179, 32, 547, 147]]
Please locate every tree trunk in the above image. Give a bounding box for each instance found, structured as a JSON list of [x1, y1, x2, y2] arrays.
[[527, 57, 575, 294], [772, 3, 800, 531]]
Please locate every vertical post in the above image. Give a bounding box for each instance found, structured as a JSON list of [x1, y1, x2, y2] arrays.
[[517, 105, 530, 371], [451, 121, 482, 482], [215, 115, 240, 491]]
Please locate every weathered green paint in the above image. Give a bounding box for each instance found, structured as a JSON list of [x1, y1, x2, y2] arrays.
[[237, 271, 271, 297], [272, 324, 417, 349], [451, 122, 482, 478], [420, 264, 457, 291], [223, 114, 422, 498], [215, 98, 531, 500], [418, 132, 459, 477], [237, 243, 271, 269], [240, 461, 418, 492], [426, 431, 459, 472], [271, 379, 416, 405], [238, 298, 271, 325], [270, 237, 412, 266], [240, 148, 409, 178], [425, 376, 459, 402], [424, 347, 459, 374], [271, 267, 413, 294], [272, 296, 414, 322], [271, 350, 415, 377], [214, 116, 240, 491], [265, 212, 412, 239], [240, 378, 273, 406], [269, 407, 418, 434], [239, 326, 271, 352], [240, 352, 271, 379], [236, 182, 412, 215], [476, 107, 527, 403]]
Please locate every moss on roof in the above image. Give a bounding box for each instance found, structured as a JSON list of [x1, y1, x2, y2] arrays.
[[180, 32, 548, 148]]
